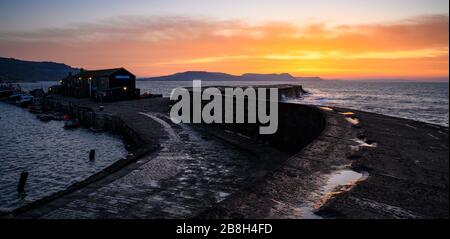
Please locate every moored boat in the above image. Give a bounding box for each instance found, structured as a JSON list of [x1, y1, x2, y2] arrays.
[[16, 94, 34, 108], [64, 119, 81, 129], [0, 82, 23, 100], [37, 114, 53, 122], [0, 90, 13, 100]]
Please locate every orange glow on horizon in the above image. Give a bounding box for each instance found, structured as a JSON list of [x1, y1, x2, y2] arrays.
[[0, 15, 448, 80]]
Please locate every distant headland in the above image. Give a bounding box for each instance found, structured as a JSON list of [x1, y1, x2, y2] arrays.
[[0, 57, 79, 83], [140, 71, 323, 82], [0, 57, 323, 83]]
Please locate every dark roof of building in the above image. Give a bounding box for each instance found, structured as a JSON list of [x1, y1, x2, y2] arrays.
[[61, 67, 134, 81], [77, 68, 127, 78]]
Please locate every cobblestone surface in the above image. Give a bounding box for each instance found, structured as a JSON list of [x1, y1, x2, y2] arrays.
[[40, 111, 263, 219]]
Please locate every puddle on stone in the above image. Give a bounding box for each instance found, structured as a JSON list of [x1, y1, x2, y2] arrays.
[[352, 138, 377, 148], [319, 107, 334, 112], [345, 117, 360, 125], [298, 169, 368, 219], [322, 170, 368, 193], [214, 191, 231, 203], [340, 112, 355, 116]]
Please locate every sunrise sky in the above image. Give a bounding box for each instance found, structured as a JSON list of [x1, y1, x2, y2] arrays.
[[0, 0, 448, 80]]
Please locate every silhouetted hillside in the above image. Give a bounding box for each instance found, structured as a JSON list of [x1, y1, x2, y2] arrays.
[[141, 71, 316, 81], [0, 57, 79, 82], [146, 71, 238, 81], [241, 73, 297, 81], [295, 77, 323, 81]]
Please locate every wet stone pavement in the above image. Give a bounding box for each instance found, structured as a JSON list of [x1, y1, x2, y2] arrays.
[[42, 112, 260, 219]]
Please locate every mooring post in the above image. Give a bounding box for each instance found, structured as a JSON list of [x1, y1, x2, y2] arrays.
[[17, 172, 29, 193], [89, 149, 96, 161]]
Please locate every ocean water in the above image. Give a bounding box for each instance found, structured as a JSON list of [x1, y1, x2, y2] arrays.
[[297, 81, 449, 127], [135, 80, 449, 127], [0, 103, 127, 212]]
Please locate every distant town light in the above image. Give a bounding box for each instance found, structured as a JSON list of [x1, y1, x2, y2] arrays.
[[123, 87, 128, 91]]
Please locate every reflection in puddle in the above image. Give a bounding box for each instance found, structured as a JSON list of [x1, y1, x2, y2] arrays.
[[352, 138, 378, 148], [345, 117, 360, 125], [214, 191, 231, 203], [323, 170, 368, 193], [340, 112, 355, 116], [319, 106, 334, 112], [337, 111, 360, 126], [299, 169, 368, 219]]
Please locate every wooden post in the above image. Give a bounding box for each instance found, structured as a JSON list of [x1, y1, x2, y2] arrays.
[[89, 149, 96, 161], [17, 172, 29, 193]]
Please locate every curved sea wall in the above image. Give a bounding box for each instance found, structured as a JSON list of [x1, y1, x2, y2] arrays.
[[216, 102, 325, 154], [180, 85, 324, 154]]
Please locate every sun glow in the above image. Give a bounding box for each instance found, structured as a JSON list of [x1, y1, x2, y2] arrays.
[[0, 10, 448, 80]]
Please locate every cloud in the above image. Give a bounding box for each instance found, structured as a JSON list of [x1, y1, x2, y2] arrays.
[[0, 14, 448, 78]]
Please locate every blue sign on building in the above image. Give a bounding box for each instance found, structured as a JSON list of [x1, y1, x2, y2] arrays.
[[116, 75, 131, 79]]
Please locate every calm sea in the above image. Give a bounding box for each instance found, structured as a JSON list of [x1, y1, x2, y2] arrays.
[[0, 102, 127, 212]]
